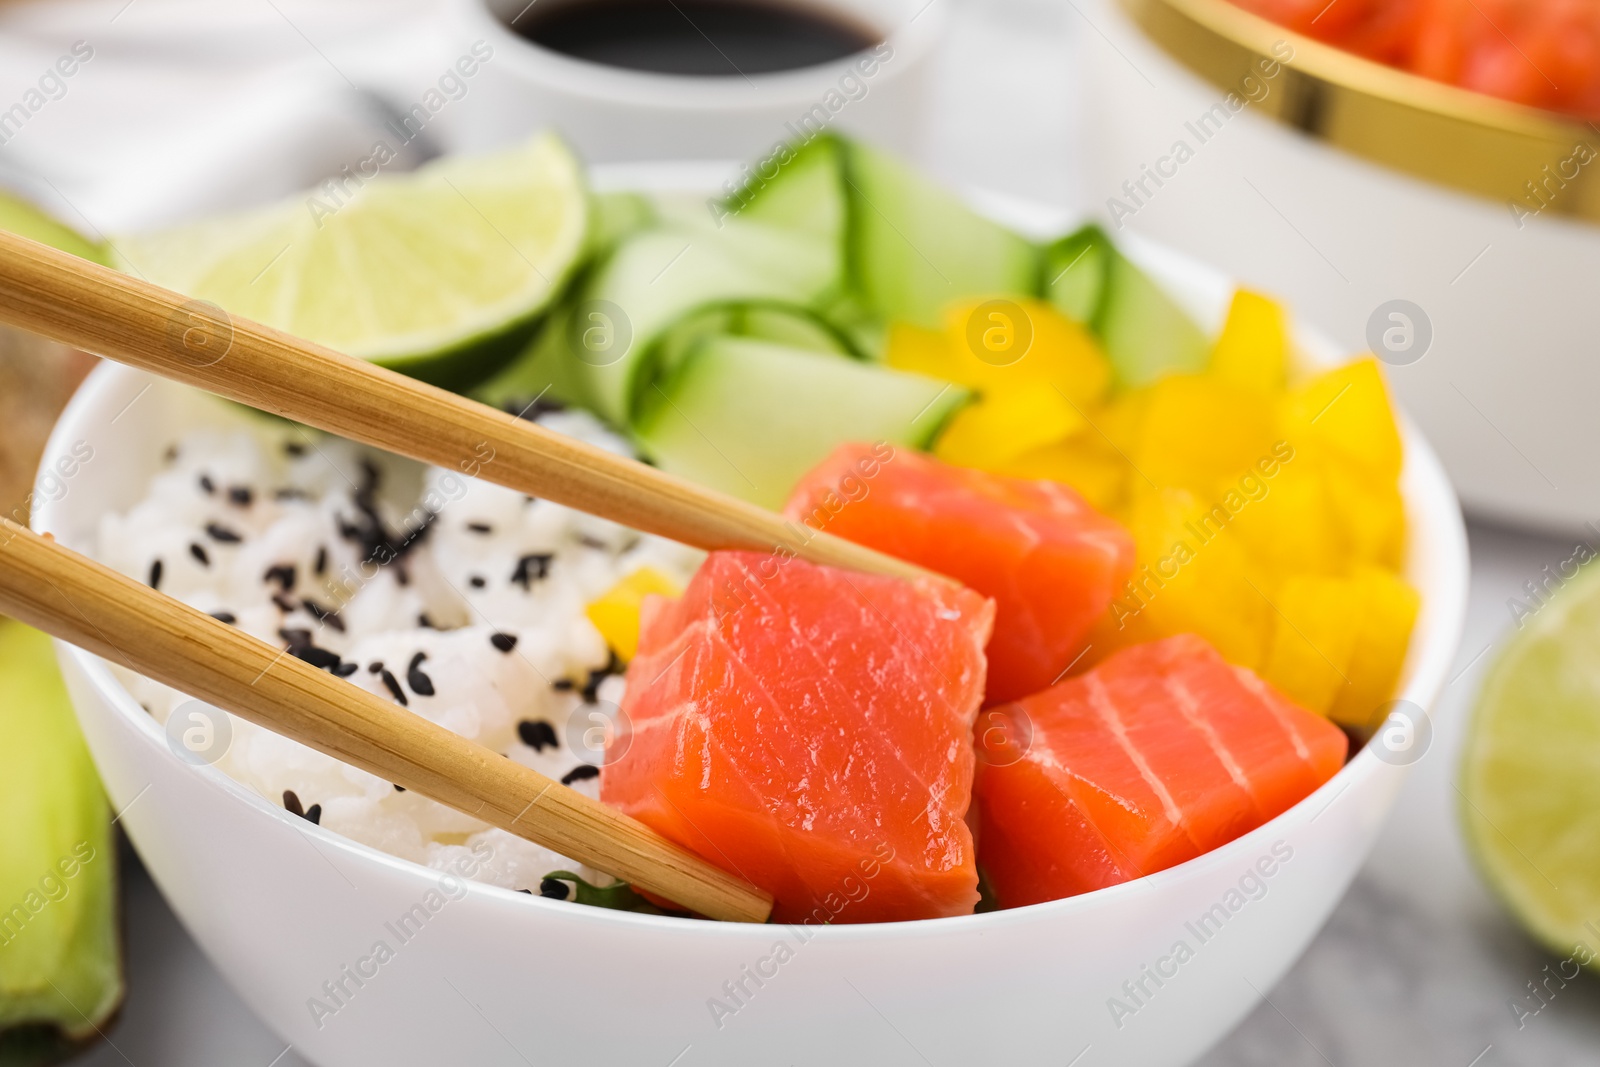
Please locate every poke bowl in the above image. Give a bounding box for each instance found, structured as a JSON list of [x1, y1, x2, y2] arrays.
[[32, 155, 1468, 1067], [1080, 0, 1600, 533]]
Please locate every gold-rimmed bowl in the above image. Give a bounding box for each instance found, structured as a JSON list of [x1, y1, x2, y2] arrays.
[[1081, 0, 1600, 532]]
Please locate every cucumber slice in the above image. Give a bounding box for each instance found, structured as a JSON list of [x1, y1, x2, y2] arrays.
[[634, 336, 968, 509], [588, 191, 657, 258], [842, 141, 1041, 329], [0, 621, 122, 1059], [654, 300, 863, 375], [1084, 225, 1209, 388], [546, 220, 841, 425], [722, 134, 846, 247], [1041, 224, 1109, 324]]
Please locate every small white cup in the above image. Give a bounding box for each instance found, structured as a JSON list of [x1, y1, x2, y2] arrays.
[[444, 0, 945, 162]]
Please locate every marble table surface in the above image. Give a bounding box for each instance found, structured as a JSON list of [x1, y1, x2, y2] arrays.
[[4, 0, 1590, 1061]]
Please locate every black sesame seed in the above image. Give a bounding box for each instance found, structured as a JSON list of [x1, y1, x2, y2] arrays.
[[271, 592, 298, 614], [228, 486, 254, 507], [205, 523, 242, 544], [560, 764, 600, 785], [293, 643, 342, 672], [468, 575, 487, 590], [282, 790, 304, 817], [333, 662, 358, 678], [406, 652, 435, 697], [263, 563, 296, 590], [582, 653, 622, 703], [393, 783, 406, 793], [314, 546, 328, 576], [274, 488, 309, 502], [302, 598, 344, 632], [379, 668, 408, 707], [164, 444, 179, 463], [510, 553, 554, 590], [368, 661, 384, 674], [538, 877, 570, 900], [490, 632, 518, 653], [578, 534, 608, 550], [189, 542, 210, 567], [517, 888, 533, 895], [198, 474, 215, 495], [417, 613, 436, 629], [517, 719, 557, 751], [284, 441, 307, 457], [551, 678, 575, 691], [148, 559, 163, 589], [304, 803, 322, 825], [467, 522, 493, 534], [209, 611, 237, 625]]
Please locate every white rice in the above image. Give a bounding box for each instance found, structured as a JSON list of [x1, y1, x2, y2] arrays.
[[93, 399, 702, 898]]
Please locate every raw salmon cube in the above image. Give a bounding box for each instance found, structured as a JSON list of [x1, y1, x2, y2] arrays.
[[785, 442, 1134, 704], [602, 551, 995, 923], [975, 634, 1347, 907]]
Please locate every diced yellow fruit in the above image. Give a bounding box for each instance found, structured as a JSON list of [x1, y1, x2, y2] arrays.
[[1089, 484, 1271, 670], [1329, 567, 1421, 728], [1095, 388, 1150, 456], [1260, 574, 1365, 715], [1261, 568, 1420, 723], [1211, 289, 1288, 394], [938, 297, 1114, 406], [884, 322, 958, 382], [1135, 374, 1278, 491], [1226, 446, 1343, 579], [1321, 452, 1407, 569], [585, 566, 683, 662], [935, 386, 1083, 471], [995, 435, 1128, 513], [1283, 358, 1403, 478]]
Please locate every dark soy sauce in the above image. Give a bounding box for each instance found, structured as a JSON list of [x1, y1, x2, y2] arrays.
[[511, 0, 881, 76]]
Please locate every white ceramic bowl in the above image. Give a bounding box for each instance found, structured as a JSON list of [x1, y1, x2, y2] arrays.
[[33, 182, 1468, 1067], [1080, 0, 1600, 534]]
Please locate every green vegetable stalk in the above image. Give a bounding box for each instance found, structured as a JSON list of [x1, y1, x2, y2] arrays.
[[0, 619, 122, 1066]]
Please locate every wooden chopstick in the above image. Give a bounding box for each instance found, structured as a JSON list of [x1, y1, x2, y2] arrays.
[[0, 517, 772, 923], [0, 229, 936, 584]]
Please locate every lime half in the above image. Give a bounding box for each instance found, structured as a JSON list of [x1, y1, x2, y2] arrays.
[[0, 189, 108, 264], [113, 132, 588, 389], [1461, 560, 1600, 955]]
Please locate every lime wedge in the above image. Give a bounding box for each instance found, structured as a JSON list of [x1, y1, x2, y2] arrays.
[[113, 132, 588, 389], [0, 190, 108, 264], [1460, 561, 1600, 954]]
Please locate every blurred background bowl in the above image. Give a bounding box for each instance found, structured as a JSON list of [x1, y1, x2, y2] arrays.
[[1080, 0, 1600, 534]]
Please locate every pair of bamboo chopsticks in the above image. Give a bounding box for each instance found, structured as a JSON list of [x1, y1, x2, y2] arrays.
[[0, 229, 936, 924]]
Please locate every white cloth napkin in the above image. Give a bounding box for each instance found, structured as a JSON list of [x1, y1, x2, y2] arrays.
[[0, 0, 460, 233]]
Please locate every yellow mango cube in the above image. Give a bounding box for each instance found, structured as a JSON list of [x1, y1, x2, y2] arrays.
[[1090, 485, 1271, 670], [1328, 567, 1420, 728], [884, 322, 958, 381], [1210, 289, 1288, 394], [1261, 567, 1420, 724], [934, 386, 1084, 472], [995, 435, 1128, 513], [585, 566, 684, 662], [1226, 447, 1343, 579], [1259, 574, 1366, 715], [937, 297, 1113, 407], [1135, 374, 1278, 491], [1321, 452, 1407, 569], [1283, 358, 1403, 478]]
